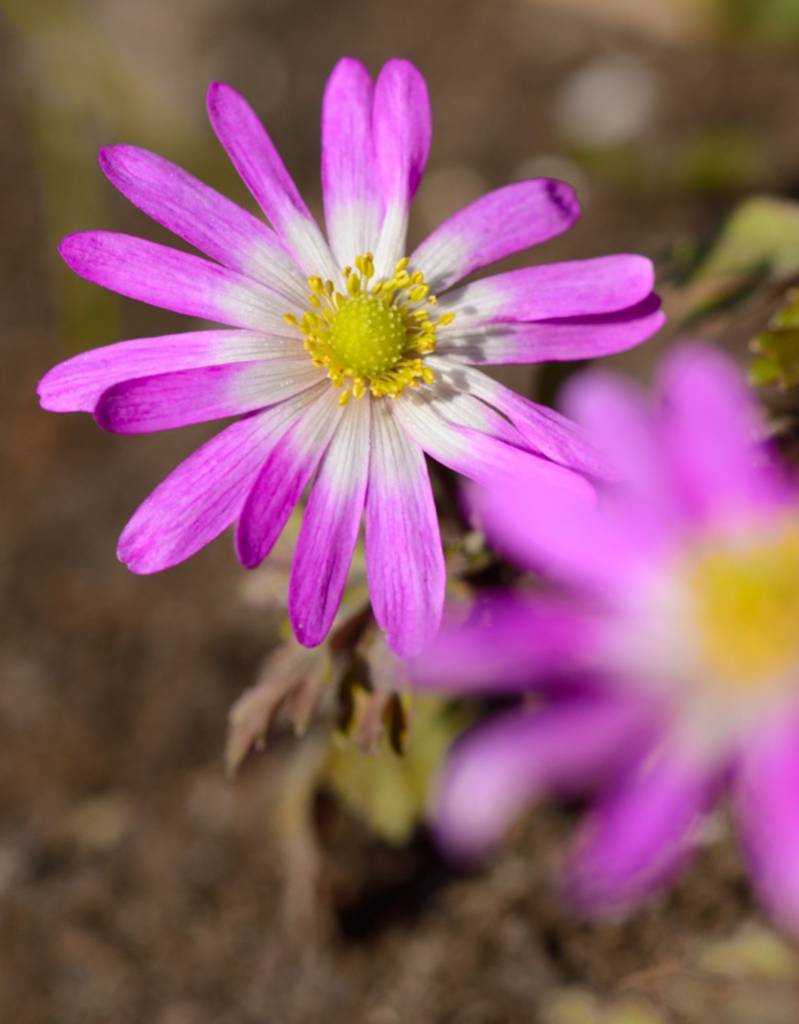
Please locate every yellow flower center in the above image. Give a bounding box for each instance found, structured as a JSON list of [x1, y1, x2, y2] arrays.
[[283, 253, 454, 404], [689, 522, 799, 687], [329, 294, 406, 377]]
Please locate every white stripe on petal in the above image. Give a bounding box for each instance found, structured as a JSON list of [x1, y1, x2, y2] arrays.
[[236, 387, 344, 568], [365, 400, 444, 657], [118, 386, 323, 574], [429, 357, 608, 479], [289, 396, 371, 646]]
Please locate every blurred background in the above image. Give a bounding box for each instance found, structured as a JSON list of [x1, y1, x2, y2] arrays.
[[4, 1, 799, 1021]]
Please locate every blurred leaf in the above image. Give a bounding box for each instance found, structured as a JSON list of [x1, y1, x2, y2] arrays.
[[698, 197, 799, 280], [750, 328, 799, 388], [749, 289, 799, 388], [324, 696, 469, 845]]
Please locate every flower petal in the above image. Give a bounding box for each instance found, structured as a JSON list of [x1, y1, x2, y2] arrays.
[[372, 60, 432, 276], [321, 58, 381, 268], [566, 743, 720, 912], [429, 358, 609, 480], [394, 390, 596, 502], [60, 231, 291, 332], [117, 391, 320, 574], [438, 295, 665, 364], [735, 709, 799, 937], [412, 179, 580, 292], [236, 388, 344, 569], [37, 330, 300, 413], [413, 592, 601, 694], [99, 144, 307, 305], [435, 698, 649, 860], [657, 344, 786, 523], [289, 396, 371, 646], [364, 400, 444, 657], [437, 255, 656, 325], [563, 366, 674, 506], [474, 467, 667, 593], [95, 358, 324, 434], [207, 82, 338, 281]]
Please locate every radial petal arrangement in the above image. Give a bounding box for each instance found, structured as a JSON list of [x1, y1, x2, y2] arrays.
[[38, 56, 663, 656]]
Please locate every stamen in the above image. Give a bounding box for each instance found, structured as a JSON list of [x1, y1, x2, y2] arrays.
[[284, 251, 453, 401]]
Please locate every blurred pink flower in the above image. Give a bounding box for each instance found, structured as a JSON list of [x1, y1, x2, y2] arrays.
[[38, 57, 662, 656], [420, 344, 799, 934]]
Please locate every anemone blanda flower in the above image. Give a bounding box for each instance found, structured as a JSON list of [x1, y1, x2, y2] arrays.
[[37, 58, 663, 657], [417, 343, 799, 933]]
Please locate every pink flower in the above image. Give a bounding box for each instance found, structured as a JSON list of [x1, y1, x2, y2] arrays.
[[420, 344, 799, 935], [38, 58, 662, 656]]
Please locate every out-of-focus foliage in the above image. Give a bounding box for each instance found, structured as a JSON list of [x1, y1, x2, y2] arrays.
[[750, 290, 799, 389], [700, 198, 799, 280], [324, 697, 470, 844]]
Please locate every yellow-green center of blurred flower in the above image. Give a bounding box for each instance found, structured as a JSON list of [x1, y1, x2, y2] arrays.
[[690, 523, 799, 687], [284, 253, 454, 404]]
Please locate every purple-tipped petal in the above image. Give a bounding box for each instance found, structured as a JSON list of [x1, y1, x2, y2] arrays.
[[566, 743, 720, 913], [236, 388, 343, 569], [37, 330, 300, 413], [364, 400, 445, 657], [60, 232, 291, 332], [99, 145, 307, 304], [372, 60, 432, 276], [435, 698, 650, 860], [413, 592, 601, 694], [438, 295, 665, 365], [735, 709, 799, 937], [412, 179, 580, 293], [207, 82, 338, 280], [95, 358, 323, 434], [117, 393, 318, 574], [289, 395, 371, 647], [438, 255, 656, 325], [658, 344, 786, 523], [321, 58, 381, 267]]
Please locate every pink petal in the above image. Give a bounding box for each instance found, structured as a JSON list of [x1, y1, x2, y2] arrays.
[[60, 232, 290, 332], [412, 592, 601, 694], [95, 358, 323, 434], [562, 366, 675, 507], [372, 60, 432, 276], [289, 396, 371, 647], [735, 708, 799, 937], [117, 394, 318, 574], [437, 254, 656, 325], [394, 391, 596, 501], [430, 358, 609, 480], [99, 144, 307, 305], [364, 400, 444, 657], [321, 58, 381, 267], [438, 295, 665, 364], [207, 82, 338, 280], [473, 468, 667, 594], [412, 179, 580, 292], [566, 742, 720, 912], [435, 698, 649, 860], [236, 388, 343, 568], [38, 330, 298, 413], [657, 344, 787, 523]]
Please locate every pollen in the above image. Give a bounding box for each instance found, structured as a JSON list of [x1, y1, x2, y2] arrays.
[[329, 295, 406, 377], [284, 253, 453, 404], [689, 522, 799, 687]]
